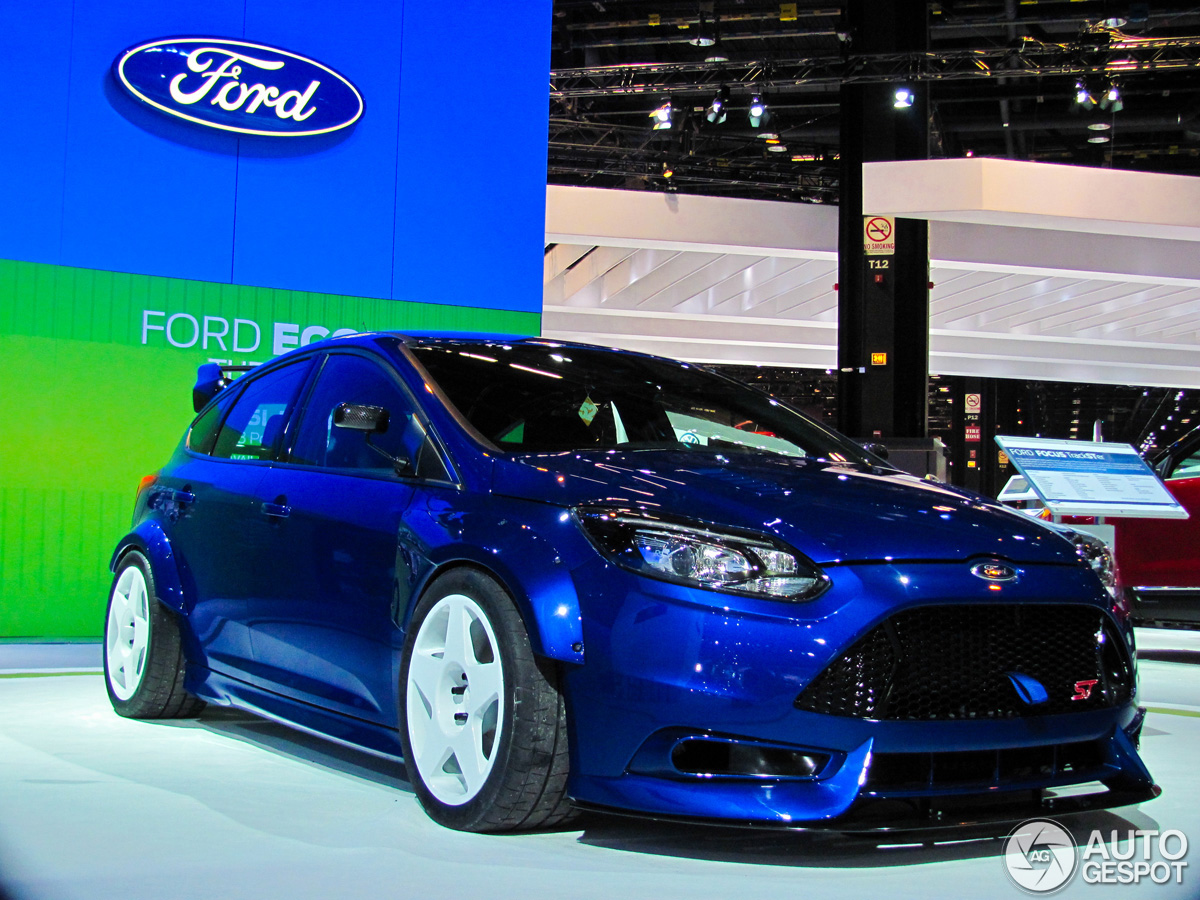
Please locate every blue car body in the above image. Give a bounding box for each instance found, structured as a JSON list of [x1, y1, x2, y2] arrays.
[[110, 332, 1157, 829]]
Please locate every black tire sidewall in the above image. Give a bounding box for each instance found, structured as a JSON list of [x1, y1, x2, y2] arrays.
[[398, 568, 525, 832]]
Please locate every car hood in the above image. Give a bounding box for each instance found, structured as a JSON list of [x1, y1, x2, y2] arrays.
[[490, 450, 1076, 565]]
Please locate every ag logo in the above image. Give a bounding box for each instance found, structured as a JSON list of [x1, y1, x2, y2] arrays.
[[114, 37, 364, 137], [1003, 818, 1078, 894]]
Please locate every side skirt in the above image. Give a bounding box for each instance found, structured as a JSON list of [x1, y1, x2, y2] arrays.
[[185, 665, 406, 763]]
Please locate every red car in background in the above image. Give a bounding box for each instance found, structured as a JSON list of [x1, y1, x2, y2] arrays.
[[999, 429, 1200, 627], [1116, 428, 1200, 627]]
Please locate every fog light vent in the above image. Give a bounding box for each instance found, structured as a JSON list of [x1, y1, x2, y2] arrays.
[[671, 739, 827, 779]]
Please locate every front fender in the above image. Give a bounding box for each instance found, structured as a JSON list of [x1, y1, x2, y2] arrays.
[[400, 495, 587, 665], [110, 522, 187, 616]]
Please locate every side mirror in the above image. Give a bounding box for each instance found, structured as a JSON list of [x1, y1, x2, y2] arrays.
[[332, 403, 411, 474], [861, 441, 889, 460], [333, 403, 390, 433]]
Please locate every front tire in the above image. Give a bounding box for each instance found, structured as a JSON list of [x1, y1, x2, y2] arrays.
[[399, 568, 573, 832], [103, 550, 205, 719]]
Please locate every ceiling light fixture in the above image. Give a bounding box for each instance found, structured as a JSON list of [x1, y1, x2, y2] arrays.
[[705, 85, 729, 124], [1088, 134, 1111, 143], [688, 8, 717, 47], [1102, 83, 1124, 112], [1075, 79, 1096, 108], [650, 99, 674, 131], [748, 93, 770, 128]]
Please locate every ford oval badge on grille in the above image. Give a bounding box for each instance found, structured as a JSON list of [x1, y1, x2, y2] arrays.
[[114, 38, 364, 137], [971, 561, 1018, 583]]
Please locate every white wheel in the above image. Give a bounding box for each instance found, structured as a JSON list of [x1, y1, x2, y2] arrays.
[[405, 592, 504, 805], [399, 569, 573, 832], [106, 564, 150, 701], [102, 551, 205, 719]]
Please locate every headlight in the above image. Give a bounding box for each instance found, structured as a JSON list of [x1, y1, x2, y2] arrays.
[[1070, 530, 1117, 597], [575, 507, 829, 601]]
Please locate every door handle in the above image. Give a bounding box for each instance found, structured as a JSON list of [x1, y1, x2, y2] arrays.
[[261, 500, 291, 518]]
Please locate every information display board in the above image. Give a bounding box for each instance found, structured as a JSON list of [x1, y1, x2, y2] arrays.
[[994, 435, 1188, 519]]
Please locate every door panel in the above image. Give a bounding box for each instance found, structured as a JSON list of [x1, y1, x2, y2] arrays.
[[239, 351, 435, 724], [161, 358, 313, 676], [1115, 476, 1200, 587], [246, 468, 414, 722], [161, 458, 269, 674]]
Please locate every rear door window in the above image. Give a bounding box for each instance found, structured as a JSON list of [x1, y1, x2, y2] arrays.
[[211, 361, 311, 460]]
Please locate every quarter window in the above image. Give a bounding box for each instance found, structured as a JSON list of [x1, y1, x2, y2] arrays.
[[187, 395, 230, 454]]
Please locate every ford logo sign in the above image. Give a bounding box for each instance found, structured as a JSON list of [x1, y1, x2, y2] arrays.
[[114, 37, 363, 137], [970, 561, 1019, 583]]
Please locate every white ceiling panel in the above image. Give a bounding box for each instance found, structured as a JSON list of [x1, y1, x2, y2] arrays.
[[544, 185, 1200, 389]]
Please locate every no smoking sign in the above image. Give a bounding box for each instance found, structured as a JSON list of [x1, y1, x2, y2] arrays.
[[863, 215, 895, 255]]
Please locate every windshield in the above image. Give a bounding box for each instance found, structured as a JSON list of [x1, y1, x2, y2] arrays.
[[408, 339, 875, 465]]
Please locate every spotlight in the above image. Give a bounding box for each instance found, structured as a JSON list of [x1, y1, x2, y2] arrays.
[[662, 161, 674, 178], [650, 99, 674, 131], [705, 86, 730, 124], [1075, 80, 1096, 108], [1102, 83, 1124, 112], [756, 130, 779, 140], [1088, 134, 1111, 143], [893, 87, 914, 109], [688, 10, 717, 47], [748, 93, 770, 128], [1087, 121, 1112, 131]]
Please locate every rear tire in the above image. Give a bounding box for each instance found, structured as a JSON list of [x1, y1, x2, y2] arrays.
[[103, 550, 205, 719], [399, 568, 573, 832]]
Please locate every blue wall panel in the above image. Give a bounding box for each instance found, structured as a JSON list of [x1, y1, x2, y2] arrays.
[[59, 0, 244, 284], [392, 1, 551, 314], [0, 0, 550, 315], [232, 0, 403, 300], [0, 4, 73, 263]]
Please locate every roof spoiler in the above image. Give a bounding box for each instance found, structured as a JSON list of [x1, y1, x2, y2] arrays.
[[193, 363, 255, 412]]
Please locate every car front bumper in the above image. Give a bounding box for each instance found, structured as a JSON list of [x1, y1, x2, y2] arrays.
[[561, 557, 1157, 827]]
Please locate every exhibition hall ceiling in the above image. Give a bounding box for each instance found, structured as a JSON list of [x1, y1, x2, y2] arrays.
[[543, 185, 1200, 389], [549, 1, 1200, 202]]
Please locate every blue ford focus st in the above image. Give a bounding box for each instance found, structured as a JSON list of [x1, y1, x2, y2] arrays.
[[104, 332, 1158, 832]]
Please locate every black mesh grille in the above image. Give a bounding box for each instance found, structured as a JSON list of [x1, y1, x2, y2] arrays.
[[864, 740, 1111, 793], [795, 604, 1133, 720]]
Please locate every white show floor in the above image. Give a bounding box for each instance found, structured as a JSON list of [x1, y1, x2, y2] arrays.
[[0, 630, 1198, 900]]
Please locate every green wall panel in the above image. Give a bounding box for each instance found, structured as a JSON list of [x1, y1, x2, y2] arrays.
[[0, 259, 540, 638]]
